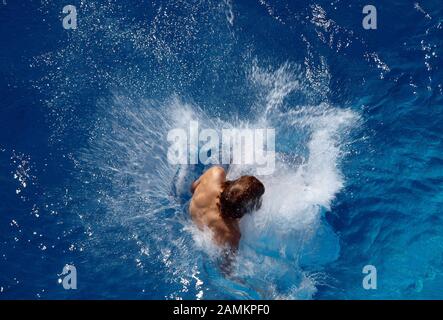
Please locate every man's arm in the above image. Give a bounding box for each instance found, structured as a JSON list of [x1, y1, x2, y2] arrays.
[[219, 231, 240, 275]]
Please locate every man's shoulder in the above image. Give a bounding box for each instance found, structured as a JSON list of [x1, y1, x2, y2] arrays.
[[205, 166, 226, 179]]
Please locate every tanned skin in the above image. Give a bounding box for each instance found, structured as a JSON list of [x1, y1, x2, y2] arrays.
[[189, 166, 240, 250]]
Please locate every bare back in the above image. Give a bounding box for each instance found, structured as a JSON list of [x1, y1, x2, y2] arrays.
[[189, 167, 240, 249]]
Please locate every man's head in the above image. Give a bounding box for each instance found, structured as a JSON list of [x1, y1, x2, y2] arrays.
[[220, 175, 265, 219]]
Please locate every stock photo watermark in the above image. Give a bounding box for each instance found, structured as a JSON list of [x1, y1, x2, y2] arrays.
[[362, 265, 377, 290], [59, 4, 377, 31], [58, 264, 77, 290], [62, 5, 77, 30], [167, 121, 275, 175], [362, 5, 377, 30]]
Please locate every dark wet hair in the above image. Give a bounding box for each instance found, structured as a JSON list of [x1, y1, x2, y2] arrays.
[[219, 176, 265, 219]]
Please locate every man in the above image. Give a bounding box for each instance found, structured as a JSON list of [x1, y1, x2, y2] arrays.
[[189, 166, 265, 251]]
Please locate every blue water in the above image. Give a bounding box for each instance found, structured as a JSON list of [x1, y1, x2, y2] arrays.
[[1, 0, 442, 299]]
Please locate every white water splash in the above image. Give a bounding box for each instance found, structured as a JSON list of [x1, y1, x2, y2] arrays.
[[75, 58, 357, 299]]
